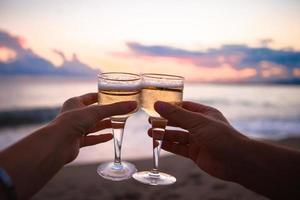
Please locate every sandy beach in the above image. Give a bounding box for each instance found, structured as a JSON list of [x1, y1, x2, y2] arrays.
[[36, 137, 300, 200], [32, 138, 300, 200], [33, 155, 268, 200]]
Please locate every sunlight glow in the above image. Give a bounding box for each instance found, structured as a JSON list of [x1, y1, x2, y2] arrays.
[[0, 0, 299, 81]]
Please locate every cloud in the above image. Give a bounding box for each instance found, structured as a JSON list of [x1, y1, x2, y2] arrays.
[[127, 42, 202, 57], [53, 49, 66, 61], [127, 42, 300, 81], [0, 30, 99, 76], [128, 42, 300, 69], [58, 53, 100, 76], [0, 30, 24, 54]]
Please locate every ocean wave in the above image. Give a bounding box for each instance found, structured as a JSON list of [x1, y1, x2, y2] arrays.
[[232, 117, 300, 139], [187, 98, 279, 107], [0, 107, 60, 128]]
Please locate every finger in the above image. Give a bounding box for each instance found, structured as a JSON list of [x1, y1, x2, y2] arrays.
[[154, 101, 209, 131], [147, 101, 212, 126], [147, 101, 218, 127], [164, 129, 190, 144], [147, 129, 163, 148], [61, 97, 81, 113], [61, 93, 98, 113], [88, 119, 111, 133], [148, 117, 177, 127], [77, 93, 98, 105], [161, 141, 189, 158], [153, 139, 160, 148], [150, 127, 165, 141], [148, 129, 190, 144], [75, 101, 137, 128], [97, 101, 137, 119], [80, 133, 113, 147]]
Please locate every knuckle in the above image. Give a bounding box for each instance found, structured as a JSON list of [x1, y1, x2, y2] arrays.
[[63, 97, 78, 107], [82, 106, 103, 125], [167, 107, 182, 118], [60, 110, 89, 133], [213, 108, 222, 115], [91, 105, 103, 118], [58, 111, 76, 123], [207, 106, 222, 115], [187, 116, 210, 132]]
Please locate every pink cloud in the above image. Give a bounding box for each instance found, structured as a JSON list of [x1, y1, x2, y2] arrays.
[[113, 41, 300, 82]]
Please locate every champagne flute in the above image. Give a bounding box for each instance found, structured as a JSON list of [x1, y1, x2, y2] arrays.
[[133, 73, 184, 185], [97, 72, 141, 181]]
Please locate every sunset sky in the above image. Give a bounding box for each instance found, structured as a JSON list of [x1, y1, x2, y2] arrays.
[[0, 0, 300, 82]]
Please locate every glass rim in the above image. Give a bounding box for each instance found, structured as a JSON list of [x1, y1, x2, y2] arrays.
[[98, 72, 141, 81], [142, 73, 184, 80]]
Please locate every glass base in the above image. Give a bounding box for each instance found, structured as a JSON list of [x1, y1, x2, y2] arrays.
[[133, 171, 176, 185], [97, 161, 137, 181]]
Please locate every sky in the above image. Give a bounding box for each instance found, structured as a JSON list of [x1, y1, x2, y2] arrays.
[[0, 0, 300, 82]]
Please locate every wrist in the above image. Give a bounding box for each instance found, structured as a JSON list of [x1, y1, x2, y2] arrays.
[[39, 122, 74, 164], [225, 132, 253, 182], [46, 120, 79, 164]]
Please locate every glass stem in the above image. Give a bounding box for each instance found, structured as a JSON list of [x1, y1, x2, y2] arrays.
[[111, 119, 126, 168], [150, 118, 166, 178]]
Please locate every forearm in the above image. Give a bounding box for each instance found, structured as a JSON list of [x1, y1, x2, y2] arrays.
[[0, 123, 67, 199], [230, 137, 300, 199]]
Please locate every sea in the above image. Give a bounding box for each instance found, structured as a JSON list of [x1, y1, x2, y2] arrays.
[[0, 76, 300, 164]]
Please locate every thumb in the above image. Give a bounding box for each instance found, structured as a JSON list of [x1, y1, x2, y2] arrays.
[[154, 101, 209, 131], [74, 101, 137, 128]]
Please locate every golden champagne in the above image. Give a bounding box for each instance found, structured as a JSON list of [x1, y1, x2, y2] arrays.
[[98, 88, 140, 120], [141, 86, 183, 118]]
